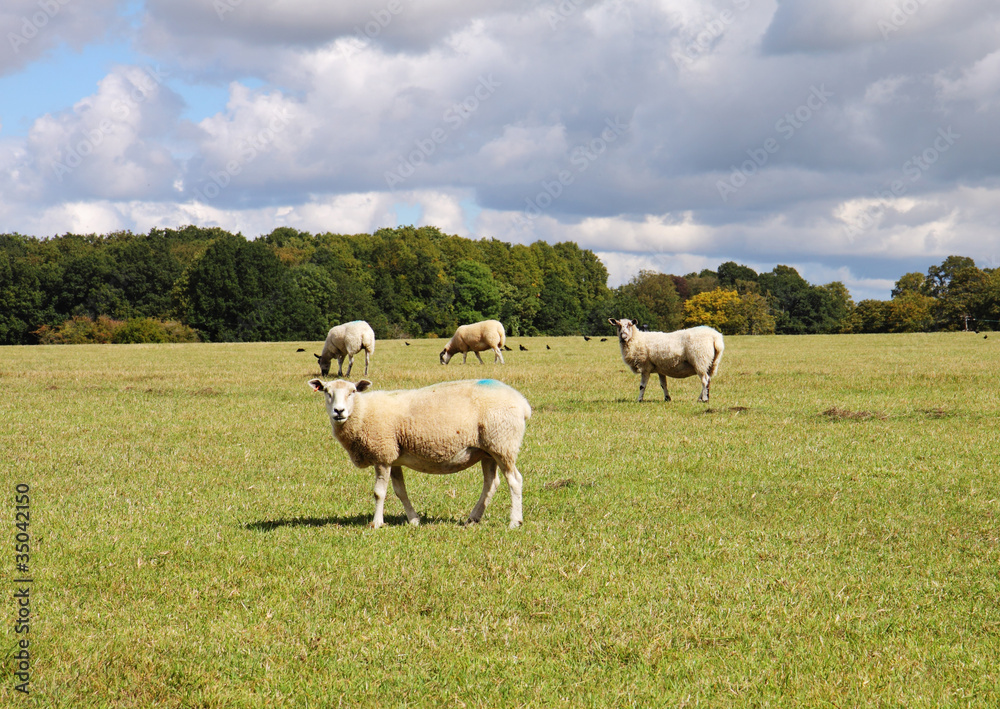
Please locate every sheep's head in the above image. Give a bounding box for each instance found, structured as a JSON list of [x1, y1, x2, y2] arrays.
[[314, 353, 331, 377], [608, 318, 639, 344], [440, 348, 452, 365], [309, 378, 372, 423]]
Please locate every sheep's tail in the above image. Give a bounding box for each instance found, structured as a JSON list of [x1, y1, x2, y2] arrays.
[[708, 333, 725, 377]]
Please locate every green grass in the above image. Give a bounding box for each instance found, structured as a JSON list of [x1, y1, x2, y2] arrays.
[[2, 333, 999, 707]]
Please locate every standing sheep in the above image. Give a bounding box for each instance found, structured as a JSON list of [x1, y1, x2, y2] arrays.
[[315, 320, 375, 377], [440, 319, 506, 365], [308, 378, 531, 529], [608, 318, 724, 402]]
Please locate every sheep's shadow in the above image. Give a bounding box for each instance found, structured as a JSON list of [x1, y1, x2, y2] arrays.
[[245, 513, 457, 531]]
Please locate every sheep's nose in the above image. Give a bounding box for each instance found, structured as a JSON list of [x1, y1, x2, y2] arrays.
[[332, 408, 345, 418]]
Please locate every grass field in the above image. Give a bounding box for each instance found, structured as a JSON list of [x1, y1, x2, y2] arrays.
[[2, 333, 999, 707]]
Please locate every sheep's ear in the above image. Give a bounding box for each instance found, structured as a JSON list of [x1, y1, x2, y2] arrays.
[[608, 318, 618, 327], [630, 319, 639, 326], [356, 379, 372, 392], [308, 378, 325, 392], [314, 353, 321, 360]]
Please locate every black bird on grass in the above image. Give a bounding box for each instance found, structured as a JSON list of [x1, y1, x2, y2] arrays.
[[296, 348, 305, 352], [519, 344, 528, 351], [503, 345, 513, 351], [583, 335, 591, 341], [600, 338, 607, 342], [546, 344, 551, 350], [404, 341, 411, 346]]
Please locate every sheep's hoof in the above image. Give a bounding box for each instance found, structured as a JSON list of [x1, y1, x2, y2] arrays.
[[464, 517, 482, 526], [509, 520, 522, 530], [368, 521, 381, 530], [408, 517, 421, 526]]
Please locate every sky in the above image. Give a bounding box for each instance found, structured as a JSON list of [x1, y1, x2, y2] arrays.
[[2, 0, 999, 300]]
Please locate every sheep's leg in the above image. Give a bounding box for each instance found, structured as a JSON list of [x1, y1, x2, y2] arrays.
[[344, 354, 354, 377], [658, 374, 671, 402], [499, 462, 524, 529], [467, 458, 500, 524], [370, 465, 391, 529], [363, 349, 370, 376], [474, 351, 485, 365], [390, 466, 420, 526], [637, 371, 650, 402], [699, 374, 711, 402], [462, 352, 468, 364], [494, 347, 504, 364], [336, 356, 345, 377]]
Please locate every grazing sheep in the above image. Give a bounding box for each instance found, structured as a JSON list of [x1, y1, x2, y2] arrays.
[[315, 321, 375, 377], [608, 318, 724, 403], [440, 319, 506, 365], [308, 378, 531, 529]]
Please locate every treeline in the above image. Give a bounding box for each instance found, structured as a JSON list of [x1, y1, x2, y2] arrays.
[[616, 256, 1000, 335], [1, 225, 995, 345], [0, 225, 610, 344]]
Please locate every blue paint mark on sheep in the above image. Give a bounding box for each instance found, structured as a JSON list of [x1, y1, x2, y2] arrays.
[[477, 379, 501, 386]]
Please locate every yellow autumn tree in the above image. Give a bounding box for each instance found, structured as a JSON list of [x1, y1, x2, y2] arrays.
[[683, 288, 775, 335]]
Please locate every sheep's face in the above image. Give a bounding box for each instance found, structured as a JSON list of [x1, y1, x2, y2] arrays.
[[440, 349, 452, 365], [309, 378, 372, 423], [314, 353, 331, 377], [609, 318, 639, 344]]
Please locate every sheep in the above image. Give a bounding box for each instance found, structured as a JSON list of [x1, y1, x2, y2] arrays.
[[608, 318, 724, 403], [440, 319, 506, 365], [315, 321, 375, 377], [307, 377, 531, 529]]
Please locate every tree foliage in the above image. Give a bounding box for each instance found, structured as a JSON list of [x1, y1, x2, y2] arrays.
[[1, 229, 992, 344]]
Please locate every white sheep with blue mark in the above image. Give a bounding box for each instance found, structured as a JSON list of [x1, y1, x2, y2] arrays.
[[308, 377, 531, 529]]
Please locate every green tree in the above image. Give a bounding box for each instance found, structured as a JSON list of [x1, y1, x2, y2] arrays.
[[821, 281, 855, 333], [618, 270, 682, 331], [887, 293, 936, 333], [451, 260, 501, 324], [717, 262, 758, 288], [758, 265, 840, 334], [891, 272, 925, 298], [925, 255, 977, 298], [176, 234, 321, 341], [843, 299, 890, 333]]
